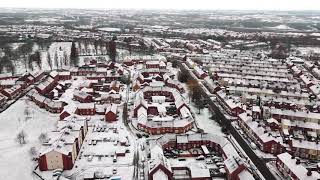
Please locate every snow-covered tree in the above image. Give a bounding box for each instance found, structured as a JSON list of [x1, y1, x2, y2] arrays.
[[47, 52, 52, 70], [29, 147, 38, 157], [16, 130, 27, 145]]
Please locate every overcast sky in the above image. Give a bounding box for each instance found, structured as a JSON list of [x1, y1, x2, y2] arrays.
[[0, 0, 319, 10]]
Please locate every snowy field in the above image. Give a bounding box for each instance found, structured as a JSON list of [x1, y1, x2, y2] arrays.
[[0, 97, 59, 180]]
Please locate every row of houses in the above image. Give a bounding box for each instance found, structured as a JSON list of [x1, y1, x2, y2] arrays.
[[123, 55, 167, 66], [0, 71, 46, 107], [304, 61, 320, 80], [238, 109, 320, 160], [216, 90, 246, 117], [60, 103, 119, 123], [69, 63, 125, 82], [276, 152, 320, 180], [191, 53, 320, 162], [185, 58, 208, 79], [287, 60, 320, 99], [148, 133, 255, 180], [27, 90, 65, 113], [237, 112, 285, 155], [38, 118, 89, 171], [132, 81, 194, 135]]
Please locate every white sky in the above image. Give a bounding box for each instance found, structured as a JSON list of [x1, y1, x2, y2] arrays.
[[0, 0, 319, 10]]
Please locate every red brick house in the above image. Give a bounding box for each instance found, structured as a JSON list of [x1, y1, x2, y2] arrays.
[[148, 163, 173, 180], [1, 85, 22, 99], [194, 66, 208, 79], [238, 113, 284, 155], [146, 61, 160, 69], [133, 100, 148, 117], [19, 73, 35, 86], [105, 104, 118, 122], [74, 91, 93, 103], [36, 77, 57, 95], [46, 101, 65, 113], [276, 152, 320, 180], [31, 70, 45, 82], [224, 156, 248, 180], [32, 93, 47, 108], [152, 134, 255, 180], [38, 148, 74, 171], [76, 103, 95, 115], [49, 71, 59, 81], [60, 105, 78, 120], [100, 93, 121, 104], [216, 90, 245, 117], [38, 127, 86, 171]]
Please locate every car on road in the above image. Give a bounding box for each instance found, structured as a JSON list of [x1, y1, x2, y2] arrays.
[[250, 142, 257, 150], [196, 155, 205, 160]]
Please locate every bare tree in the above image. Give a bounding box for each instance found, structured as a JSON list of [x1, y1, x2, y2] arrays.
[[63, 51, 69, 66], [54, 51, 59, 69], [24, 105, 30, 118], [16, 130, 27, 144], [47, 52, 52, 70], [29, 147, 38, 158], [38, 133, 48, 143], [70, 41, 79, 66]]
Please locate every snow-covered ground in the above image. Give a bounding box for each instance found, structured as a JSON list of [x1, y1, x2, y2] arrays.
[[296, 46, 320, 56], [267, 24, 296, 31], [3, 42, 72, 75], [54, 76, 136, 180], [46, 42, 72, 70], [191, 105, 223, 136], [0, 98, 58, 180]]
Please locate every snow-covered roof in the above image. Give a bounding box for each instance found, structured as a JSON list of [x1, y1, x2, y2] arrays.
[[277, 152, 320, 180], [106, 104, 117, 114], [77, 103, 95, 109], [50, 71, 58, 78], [176, 135, 189, 144], [74, 90, 91, 99], [270, 108, 320, 121], [152, 96, 166, 102], [310, 84, 320, 95], [224, 156, 244, 174]]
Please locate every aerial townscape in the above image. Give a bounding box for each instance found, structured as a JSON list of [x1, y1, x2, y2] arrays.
[[0, 3, 320, 180]]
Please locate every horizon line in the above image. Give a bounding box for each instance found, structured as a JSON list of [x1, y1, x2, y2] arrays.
[[0, 6, 319, 12]]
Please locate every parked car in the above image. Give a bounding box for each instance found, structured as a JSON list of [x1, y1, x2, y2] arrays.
[[196, 155, 205, 160], [216, 162, 224, 166], [250, 142, 257, 150]]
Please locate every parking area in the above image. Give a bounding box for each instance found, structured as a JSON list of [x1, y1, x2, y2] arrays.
[[164, 147, 227, 178]]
